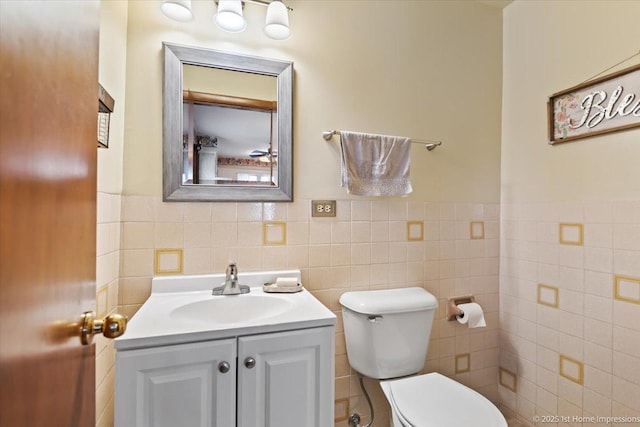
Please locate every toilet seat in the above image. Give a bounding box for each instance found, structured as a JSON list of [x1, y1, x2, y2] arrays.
[[381, 373, 507, 427]]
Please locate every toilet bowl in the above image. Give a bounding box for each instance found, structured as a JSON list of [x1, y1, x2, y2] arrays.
[[339, 287, 506, 427], [380, 373, 507, 427]]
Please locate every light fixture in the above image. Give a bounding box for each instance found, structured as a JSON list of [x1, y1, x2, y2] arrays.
[[160, 0, 193, 22], [215, 0, 247, 33], [160, 0, 292, 40], [264, 1, 290, 40]]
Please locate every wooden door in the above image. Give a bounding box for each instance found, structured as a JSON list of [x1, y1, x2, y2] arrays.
[[237, 327, 335, 427], [0, 1, 100, 426]]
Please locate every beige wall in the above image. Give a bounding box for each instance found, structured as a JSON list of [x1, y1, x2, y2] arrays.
[[98, 0, 127, 194], [97, 1, 128, 426], [501, 1, 640, 204], [500, 1, 640, 425], [122, 0, 503, 202]]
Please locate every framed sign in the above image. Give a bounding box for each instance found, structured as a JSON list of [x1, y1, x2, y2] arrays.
[[98, 83, 114, 149], [548, 64, 640, 145]]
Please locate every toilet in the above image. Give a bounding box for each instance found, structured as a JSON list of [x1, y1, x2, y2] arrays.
[[339, 287, 507, 427]]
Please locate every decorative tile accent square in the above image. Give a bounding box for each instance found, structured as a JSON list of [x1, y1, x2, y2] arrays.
[[499, 367, 518, 392], [470, 221, 485, 239], [334, 398, 350, 422], [559, 223, 584, 246], [614, 275, 640, 304], [559, 354, 584, 385], [154, 249, 183, 275], [407, 221, 424, 241], [96, 286, 108, 318], [455, 353, 471, 374], [263, 222, 287, 245], [537, 284, 559, 308]]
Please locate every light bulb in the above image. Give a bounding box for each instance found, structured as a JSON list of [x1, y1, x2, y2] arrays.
[[215, 0, 247, 33], [264, 1, 290, 40], [160, 0, 193, 22]]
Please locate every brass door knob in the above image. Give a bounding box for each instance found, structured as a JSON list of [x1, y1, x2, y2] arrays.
[[80, 311, 127, 345]]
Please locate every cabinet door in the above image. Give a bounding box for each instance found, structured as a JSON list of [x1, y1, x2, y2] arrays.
[[115, 339, 236, 427], [238, 327, 334, 427]]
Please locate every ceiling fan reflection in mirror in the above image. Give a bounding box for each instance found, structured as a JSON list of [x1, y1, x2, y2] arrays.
[[249, 148, 278, 162]]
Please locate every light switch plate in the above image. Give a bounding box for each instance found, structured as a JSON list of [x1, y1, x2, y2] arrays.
[[311, 200, 337, 217]]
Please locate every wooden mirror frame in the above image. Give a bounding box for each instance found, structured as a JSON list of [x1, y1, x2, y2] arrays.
[[163, 42, 293, 202]]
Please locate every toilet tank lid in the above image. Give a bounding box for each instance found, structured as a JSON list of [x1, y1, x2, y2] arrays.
[[339, 287, 438, 315]]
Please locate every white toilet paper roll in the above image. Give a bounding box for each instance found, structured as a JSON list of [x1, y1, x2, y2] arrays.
[[455, 302, 486, 328]]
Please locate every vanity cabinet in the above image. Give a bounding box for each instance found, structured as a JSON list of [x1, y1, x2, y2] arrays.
[[115, 338, 236, 427], [115, 326, 334, 427]]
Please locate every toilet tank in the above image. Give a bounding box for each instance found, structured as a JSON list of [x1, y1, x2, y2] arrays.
[[339, 287, 438, 379]]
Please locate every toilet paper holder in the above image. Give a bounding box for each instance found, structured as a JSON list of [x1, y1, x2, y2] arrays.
[[446, 295, 476, 321]]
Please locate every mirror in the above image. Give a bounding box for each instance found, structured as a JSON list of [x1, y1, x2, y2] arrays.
[[163, 43, 293, 202]]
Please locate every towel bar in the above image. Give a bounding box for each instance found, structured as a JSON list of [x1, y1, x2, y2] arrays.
[[322, 130, 442, 151]]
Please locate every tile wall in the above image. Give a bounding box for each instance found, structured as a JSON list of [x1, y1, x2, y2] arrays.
[[95, 192, 122, 427], [119, 196, 501, 427], [498, 201, 640, 427]]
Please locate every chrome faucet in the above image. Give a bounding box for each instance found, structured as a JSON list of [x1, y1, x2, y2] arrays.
[[212, 262, 250, 295]]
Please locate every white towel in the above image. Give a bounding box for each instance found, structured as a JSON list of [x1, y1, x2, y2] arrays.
[[339, 131, 413, 196]]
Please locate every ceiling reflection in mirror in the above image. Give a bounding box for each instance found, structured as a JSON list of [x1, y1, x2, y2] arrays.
[[182, 65, 278, 187]]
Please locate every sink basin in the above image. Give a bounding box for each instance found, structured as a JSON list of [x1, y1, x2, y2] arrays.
[[115, 270, 336, 350], [170, 294, 295, 324]]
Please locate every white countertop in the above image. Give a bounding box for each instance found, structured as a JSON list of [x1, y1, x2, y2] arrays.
[[115, 270, 336, 351]]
